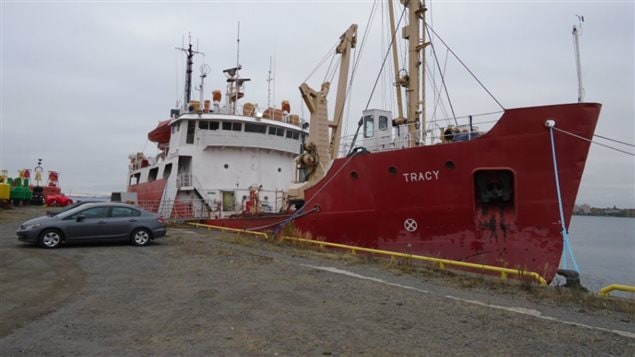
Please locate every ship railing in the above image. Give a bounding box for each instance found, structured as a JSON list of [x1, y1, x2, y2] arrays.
[[598, 284, 635, 297], [137, 199, 212, 220], [338, 112, 500, 156], [188, 221, 548, 285], [176, 173, 217, 213], [176, 173, 193, 188]]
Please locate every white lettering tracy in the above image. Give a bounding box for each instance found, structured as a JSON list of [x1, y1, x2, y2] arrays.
[[402, 170, 440, 183]]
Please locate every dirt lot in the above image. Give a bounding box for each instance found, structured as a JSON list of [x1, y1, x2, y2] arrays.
[[1, 206, 633, 356]]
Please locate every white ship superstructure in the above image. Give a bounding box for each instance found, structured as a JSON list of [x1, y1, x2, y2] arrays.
[[127, 39, 306, 219]]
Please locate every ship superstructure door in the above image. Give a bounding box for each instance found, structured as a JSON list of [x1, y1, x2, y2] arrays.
[[357, 109, 392, 152], [222, 191, 235, 212]]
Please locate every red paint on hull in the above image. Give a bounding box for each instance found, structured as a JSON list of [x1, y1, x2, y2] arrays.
[[128, 179, 167, 213], [288, 103, 600, 282]]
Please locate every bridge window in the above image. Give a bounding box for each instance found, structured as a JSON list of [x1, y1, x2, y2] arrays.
[[268, 126, 284, 136], [379, 116, 388, 130], [245, 123, 267, 133], [363, 115, 374, 138], [286, 130, 293, 138], [186, 121, 195, 144], [221, 122, 242, 131], [210, 121, 219, 130], [198, 121, 209, 130], [292, 131, 300, 140]]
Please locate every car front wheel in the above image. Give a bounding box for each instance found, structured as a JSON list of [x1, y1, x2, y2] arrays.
[[131, 228, 151, 246], [39, 229, 62, 249]]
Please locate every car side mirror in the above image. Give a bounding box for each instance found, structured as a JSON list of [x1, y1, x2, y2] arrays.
[[76, 215, 85, 222]]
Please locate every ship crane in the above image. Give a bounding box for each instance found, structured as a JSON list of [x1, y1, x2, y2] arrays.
[[289, 24, 357, 200]]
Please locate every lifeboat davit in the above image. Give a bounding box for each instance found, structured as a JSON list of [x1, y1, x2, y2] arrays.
[[148, 119, 171, 144]]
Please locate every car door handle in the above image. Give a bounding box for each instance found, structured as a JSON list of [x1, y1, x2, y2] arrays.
[[128, 219, 138, 222]]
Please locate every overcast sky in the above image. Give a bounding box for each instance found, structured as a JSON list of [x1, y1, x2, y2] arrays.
[[1, 0, 633, 208]]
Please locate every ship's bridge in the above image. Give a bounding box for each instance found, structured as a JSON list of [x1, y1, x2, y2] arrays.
[[169, 113, 306, 155]]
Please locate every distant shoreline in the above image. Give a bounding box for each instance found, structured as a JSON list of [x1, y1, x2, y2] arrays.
[[573, 205, 634, 218]]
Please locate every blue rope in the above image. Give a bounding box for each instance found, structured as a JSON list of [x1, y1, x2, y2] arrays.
[[549, 126, 580, 272]]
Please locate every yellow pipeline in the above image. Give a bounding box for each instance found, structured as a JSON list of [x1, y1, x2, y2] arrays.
[[189, 222, 547, 285], [598, 284, 635, 297], [279, 236, 547, 286]]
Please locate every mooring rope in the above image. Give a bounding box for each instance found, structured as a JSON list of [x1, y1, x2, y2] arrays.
[[553, 127, 634, 156], [548, 122, 580, 272], [268, 149, 364, 235]]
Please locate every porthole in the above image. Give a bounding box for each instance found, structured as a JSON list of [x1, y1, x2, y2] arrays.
[[351, 171, 359, 180], [445, 160, 455, 170], [388, 166, 397, 175], [278, 168, 282, 173], [224, 164, 229, 169]]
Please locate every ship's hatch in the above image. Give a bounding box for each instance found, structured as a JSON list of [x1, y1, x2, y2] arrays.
[[473, 169, 516, 245]]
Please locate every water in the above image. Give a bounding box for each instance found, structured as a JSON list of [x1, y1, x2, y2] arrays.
[[68, 195, 109, 202], [567, 216, 634, 295]]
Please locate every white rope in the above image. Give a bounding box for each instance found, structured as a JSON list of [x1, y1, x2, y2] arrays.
[[267, 150, 365, 234], [553, 127, 634, 156]]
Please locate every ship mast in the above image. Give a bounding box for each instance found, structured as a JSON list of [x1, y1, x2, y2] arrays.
[[401, 0, 427, 146], [177, 34, 203, 110], [572, 15, 585, 103], [223, 22, 250, 115], [388, 0, 405, 123], [267, 56, 273, 108]]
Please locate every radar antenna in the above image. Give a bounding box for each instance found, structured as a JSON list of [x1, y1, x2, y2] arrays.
[[197, 63, 211, 109]]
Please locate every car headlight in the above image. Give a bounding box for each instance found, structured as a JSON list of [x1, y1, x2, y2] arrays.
[[21, 223, 41, 230]]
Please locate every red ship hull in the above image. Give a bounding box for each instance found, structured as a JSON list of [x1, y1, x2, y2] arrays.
[[203, 103, 600, 282]]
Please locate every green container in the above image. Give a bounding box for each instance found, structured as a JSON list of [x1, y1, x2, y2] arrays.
[[10, 186, 32, 201]]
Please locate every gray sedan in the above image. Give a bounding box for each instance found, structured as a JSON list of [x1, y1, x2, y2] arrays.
[[17, 202, 167, 248]]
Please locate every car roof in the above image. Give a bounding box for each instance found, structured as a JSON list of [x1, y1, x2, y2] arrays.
[[54, 201, 152, 219], [79, 202, 141, 209]]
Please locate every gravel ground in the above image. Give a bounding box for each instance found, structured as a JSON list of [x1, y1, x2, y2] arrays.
[[1, 206, 633, 356]]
